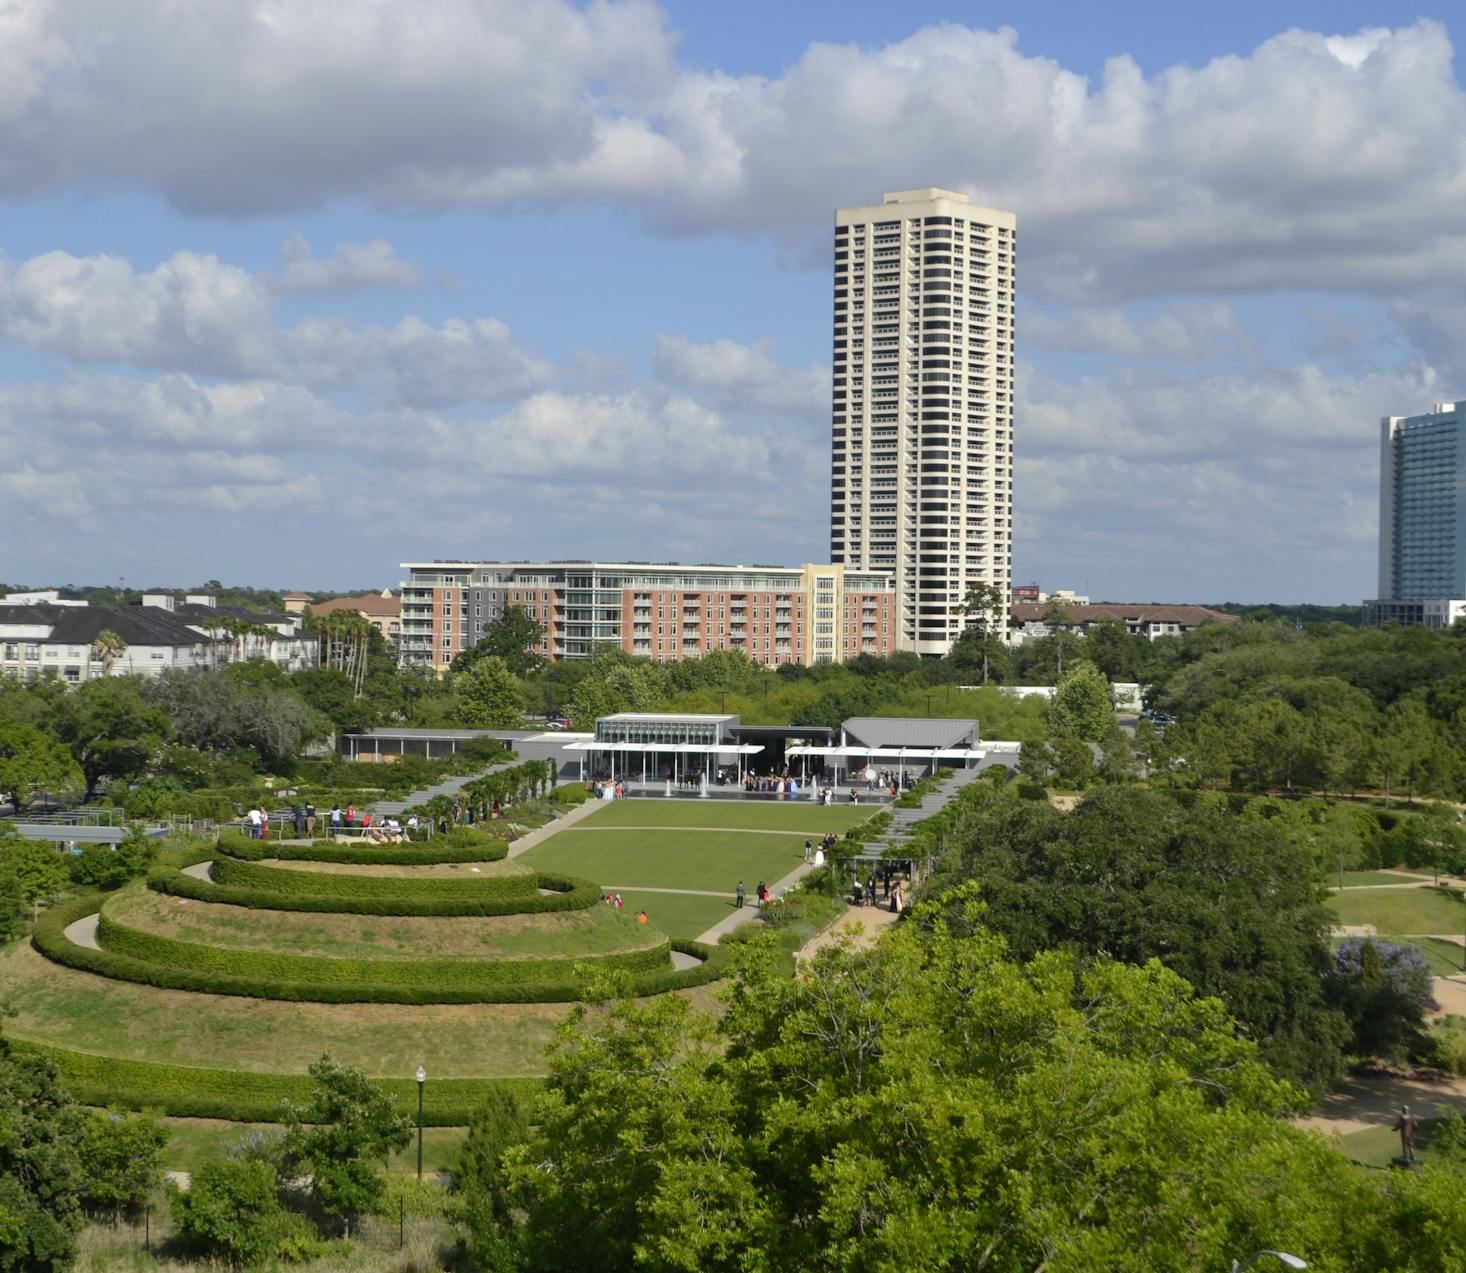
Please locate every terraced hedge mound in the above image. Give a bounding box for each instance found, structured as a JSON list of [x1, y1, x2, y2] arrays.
[[217, 829, 509, 865], [10, 1041, 537, 1125], [211, 854, 539, 901], [149, 864, 600, 917], [96, 901, 672, 991], [34, 894, 728, 1004]]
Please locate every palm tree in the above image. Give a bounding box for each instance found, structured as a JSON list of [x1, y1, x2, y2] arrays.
[[89, 628, 127, 678]]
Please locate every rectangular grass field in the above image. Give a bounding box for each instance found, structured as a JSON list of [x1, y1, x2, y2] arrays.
[[1326, 886, 1466, 935], [578, 798, 875, 834], [518, 828, 807, 894]]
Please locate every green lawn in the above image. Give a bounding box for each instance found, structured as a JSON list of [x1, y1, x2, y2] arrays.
[[518, 828, 805, 893], [0, 940, 565, 1078], [1336, 870, 1433, 887], [1335, 1119, 1450, 1169], [1327, 886, 1466, 936], [580, 799, 874, 834], [603, 890, 738, 940], [103, 882, 662, 961]]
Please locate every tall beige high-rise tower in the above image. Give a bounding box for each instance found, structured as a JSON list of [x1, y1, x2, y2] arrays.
[[828, 189, 1016, 655]]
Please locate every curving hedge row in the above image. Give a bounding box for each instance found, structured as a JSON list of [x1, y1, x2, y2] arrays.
[[217, 829, 509, 865], [96, 903, 672, 991], [149, 863, 600, 917], [9, 1039, 539, 1126], [34, 894, 728, 1004], [211, 854, 537, 901]]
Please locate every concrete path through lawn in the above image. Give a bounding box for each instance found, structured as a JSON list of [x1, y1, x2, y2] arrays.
[[600, 886, 729, 898], [182, 861, 214, 881], [694, 859, 817, 945], [1297, 1070, 1466, 1137], [62, 912, 101, 950], [571, 825, 810, 837]]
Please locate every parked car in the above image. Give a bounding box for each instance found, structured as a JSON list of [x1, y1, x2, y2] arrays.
[[545, 718, 571, 730]]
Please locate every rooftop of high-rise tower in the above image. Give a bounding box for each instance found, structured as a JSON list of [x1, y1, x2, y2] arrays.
[[882, 188, 972, 204]]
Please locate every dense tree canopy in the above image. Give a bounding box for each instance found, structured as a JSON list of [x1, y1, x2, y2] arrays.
[[923, 785, 1351, 1093], [462, 898, 1466, 1271]]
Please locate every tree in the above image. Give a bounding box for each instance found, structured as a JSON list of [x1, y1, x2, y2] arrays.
[[88, 629, 127, 677], [1049, 732, 1096, 789], [1098, 722, 1137, 782], [78, 1111, 167, 1218], [455, 1090, 531, 1271], [54, 676, 170, 799], [929, 786, 1352, 1094], [0, 720, 82, 812], [171, 1158, 283, 1265], [280, 1055, 412, 1237], [1046, 659, 1112, 741], [0, 1032, 88, 1273], [1041, 599, 1080, 678], [1326, 937, 1434, 1064], [482, 891, 1466, 1271], [0, 826, 68, 906], [455, 655, 525, 729], [454, 606, 545, 678], [957, 580, 1007, 684]]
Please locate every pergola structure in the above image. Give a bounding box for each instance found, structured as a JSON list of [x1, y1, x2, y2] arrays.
[[785, 744, 987, 784], [561, 739, 765, 784]]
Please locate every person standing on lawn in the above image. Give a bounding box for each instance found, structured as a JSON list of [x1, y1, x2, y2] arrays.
[[736, 881, 746, 909]]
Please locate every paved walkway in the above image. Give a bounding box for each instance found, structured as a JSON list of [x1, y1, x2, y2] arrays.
[[601, 885, 728, 898], [571, 825, 810, 837], [62, 912, 101, 950], [182, 861, 213, 881], [797, 901, 901, 963], [694, 859, 817, 944], [1297, 1070, 1466, 1137]]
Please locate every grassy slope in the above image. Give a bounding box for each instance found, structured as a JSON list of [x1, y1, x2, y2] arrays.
[[518, 828, 805, 892], [102, 883, 661, 961], [0, 940, 565, 1077]]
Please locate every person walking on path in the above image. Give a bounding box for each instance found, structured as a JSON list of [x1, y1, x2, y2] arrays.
[[736, 881, 746, 909], [866, 874, 876, 908], [329, 803, 341, 837], [247, 805, 262, 840], [305, 802, 316, 838]]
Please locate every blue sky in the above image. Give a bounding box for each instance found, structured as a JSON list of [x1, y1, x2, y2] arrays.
[[1, 2, 1463, 603]]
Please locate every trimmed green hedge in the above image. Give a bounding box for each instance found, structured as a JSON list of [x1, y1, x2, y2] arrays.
[[9, 1040, 538, 1126], [96, 902, 672, 991], [149, 864, 599, 917], [34, 894, 729, 1004], [217, 829, 509, 865], [211, 855, 537, 901]]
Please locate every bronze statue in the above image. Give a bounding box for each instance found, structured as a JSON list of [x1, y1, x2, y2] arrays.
[[1395, 1104, 1419, 1163]]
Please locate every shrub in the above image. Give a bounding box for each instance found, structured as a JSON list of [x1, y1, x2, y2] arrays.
[[549, 782, 589, 806], [171, 1158, 283, 1265], [210, 855, 538, 901], [149, 863, 599, 917], [14, 1039, 537, 1125], [35, 894, 729, 1004], [96, 905, 673, 992], [216, 829, 509, 865]]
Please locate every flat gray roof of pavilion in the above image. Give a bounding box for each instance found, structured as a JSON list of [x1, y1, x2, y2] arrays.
[[841, 717, 981, 750], [598, 713, 739, 725]]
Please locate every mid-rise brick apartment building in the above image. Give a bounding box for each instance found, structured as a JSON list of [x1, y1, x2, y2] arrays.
[[399, 561, 897, 672]]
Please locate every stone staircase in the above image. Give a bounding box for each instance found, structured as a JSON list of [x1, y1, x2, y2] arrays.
[[371, 759, 522, 816], [867, 766, 985, 857]]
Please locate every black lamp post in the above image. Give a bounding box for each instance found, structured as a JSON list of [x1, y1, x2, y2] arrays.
[[415, 1065, 426, 1182]]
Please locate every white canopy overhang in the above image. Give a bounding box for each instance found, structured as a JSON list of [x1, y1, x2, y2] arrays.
[[563, 741, 766, 755], [786, 745, 987, 760]]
